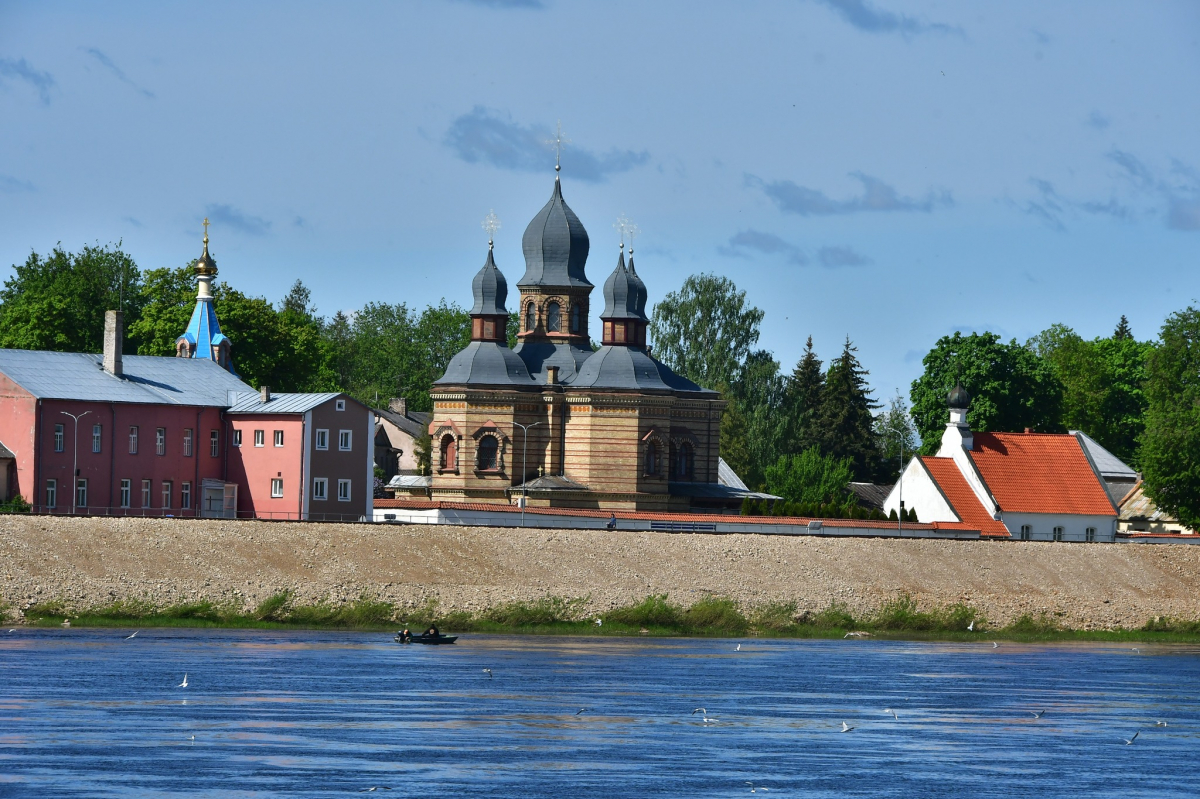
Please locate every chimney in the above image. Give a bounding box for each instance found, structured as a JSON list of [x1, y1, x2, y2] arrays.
[[546, 365, 559, 385], [1024, 427, 1032, 434], [389, 397, 407, 416], [260, 385, 271, 403], [103, 310, 123, 376]]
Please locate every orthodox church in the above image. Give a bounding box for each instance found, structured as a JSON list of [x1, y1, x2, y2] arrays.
[[419, 172, 730, 511], [175, 220, 234, 372]]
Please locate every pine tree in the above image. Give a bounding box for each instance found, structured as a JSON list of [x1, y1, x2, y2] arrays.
[[817, 337, 881, 481], [784, 336, 825, 455], [1113, 315, 1133, 340]]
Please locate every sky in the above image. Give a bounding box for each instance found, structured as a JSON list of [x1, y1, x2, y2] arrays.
[[1, 0, 1198, 402]]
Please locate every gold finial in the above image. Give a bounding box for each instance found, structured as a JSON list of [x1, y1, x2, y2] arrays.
[[202, 217, 209, 245]]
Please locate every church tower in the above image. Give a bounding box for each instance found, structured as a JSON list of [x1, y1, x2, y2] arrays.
[[175, 219, 233, 372]]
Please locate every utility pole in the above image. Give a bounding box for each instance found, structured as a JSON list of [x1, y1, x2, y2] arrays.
[[60, 410, 90, 514], [511, 420, 545, 527]]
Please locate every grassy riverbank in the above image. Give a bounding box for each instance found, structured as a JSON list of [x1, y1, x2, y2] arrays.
[[15, 593, 1200, 644]]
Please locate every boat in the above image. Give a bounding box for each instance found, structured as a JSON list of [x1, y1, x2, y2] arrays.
[[394, 632, 458, 645]]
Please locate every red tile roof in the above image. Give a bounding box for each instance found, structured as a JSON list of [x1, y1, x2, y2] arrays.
[[968, 432, 1115, 516], [920, 457, 1009, 536]]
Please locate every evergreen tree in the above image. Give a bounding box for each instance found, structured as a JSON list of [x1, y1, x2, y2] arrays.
[[817, 337, 881, 480], [783, 336, 824, 455], [1113, 315, 1133, 340]]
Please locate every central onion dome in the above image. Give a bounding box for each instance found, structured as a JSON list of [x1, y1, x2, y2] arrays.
[[947, 383, 971, 409], [519, 179, 592, 288]]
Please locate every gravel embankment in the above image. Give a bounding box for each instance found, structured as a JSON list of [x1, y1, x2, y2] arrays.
[[2, 516, 1199, 629]]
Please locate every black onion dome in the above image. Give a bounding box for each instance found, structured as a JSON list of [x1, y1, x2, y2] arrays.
[[600, 249, 645, 321], [626, 253, 648, 316], [947, 383, 971, 409], [519, 178, 592, 288], [470, 247, 508, 315]]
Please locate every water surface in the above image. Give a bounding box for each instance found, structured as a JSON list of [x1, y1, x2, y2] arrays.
[[1, 629, 1197, 797]]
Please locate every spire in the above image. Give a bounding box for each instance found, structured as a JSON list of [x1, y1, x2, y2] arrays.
[[175, 219, 233, 372], [600, 241, 646, 324], [470, 247, 509, 317], [625, 221, 647, 316]]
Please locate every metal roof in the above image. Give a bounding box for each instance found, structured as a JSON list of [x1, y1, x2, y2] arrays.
[[470, 248, 509, 316], [1071, 430, 1137, 479], [0, 440, 14, 459], [518, 178, 592, 289], [599, 249, 647, 321], [512, 340, 593, 384], [435, 341, 537, 387], [0, 349, 253, 406], [568, 345, 716, 394], [226, 392, 344, 414], [717, 458, 748, 490]]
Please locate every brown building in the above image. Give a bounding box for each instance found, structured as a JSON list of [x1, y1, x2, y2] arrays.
[[406, 174, 736, 512]]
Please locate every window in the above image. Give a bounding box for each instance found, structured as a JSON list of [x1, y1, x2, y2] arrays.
[[525, 302, 535, 331], [254, 430, 265, 447], [570, 304, 581, 333], [181, 482, 192, 510], [120, 479, 131, 508], [603, 320, 612, 341], [312, 478, 328, 501], [129, 426, 138, 454], [141, 479, 151, 508], [335, 399, 346, 412], [156, 428, 166, 456], [209, 430, 219, 457], [183, 428, 193, 457], [233, 429, 242, 447], [546, 301, 561, 332], [92, 424, 102, 453], [615, 323, 626, 343], [1020, 525, 1032, 541], [54, 423, 64, 452], [338, 430, 352, 451], [1053, 526, 1065, 542], [476, 436, 498, 470], [439, 435, 456, 471], [45, 479, 57, 509], [75, 478, 87, 509], [483, 318, 495, 339], [645, 441, 659, 475], [675, 442, 694, 479], [162, 481, 172, 509], [274, 430, 284, 447], [1086, 526, 1097, 543], [337, 479, 351, 502], [315, 429, 328, 450], [270, 478, 284, 498]]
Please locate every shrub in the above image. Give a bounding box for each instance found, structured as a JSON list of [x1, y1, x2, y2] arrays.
[[1141, 616, 1200, 634], [937, 602, 980, 631], [872, 594, 938, 631], [0, 494, 31, 514], [25, 600, 67, 618], [803, 602, 857, 630], [685, 596, 748, 633], [750, 601, 799, 632], [1005, 612, 1060, 634], [485, 596, 585, 626], [605, 594, 683, 629], [253, 591, 292, 622]]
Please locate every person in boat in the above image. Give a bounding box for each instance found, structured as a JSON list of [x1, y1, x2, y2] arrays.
[[425, 625, 439, 638], [400, 628, 411, 642]]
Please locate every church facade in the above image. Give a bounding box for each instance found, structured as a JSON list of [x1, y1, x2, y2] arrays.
[[419, 175, 727, 511]]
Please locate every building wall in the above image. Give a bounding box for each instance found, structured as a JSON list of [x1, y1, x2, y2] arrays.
[[1001, 512, 1118, 543], [883, 459, 958, 523], [226, 414, 305, 519], [0, 374, 37, 501], [306, 399, 374, 520]]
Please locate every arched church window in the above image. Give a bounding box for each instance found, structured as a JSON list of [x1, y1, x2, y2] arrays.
[[676, 442, 694, 479], [525, 303, 535, 332], [477, 435, 499, 471], [570, 304, 581, 333], [546, 302, 562, 332], [439, 435, 456, 471], [645, 441, 659, 475]]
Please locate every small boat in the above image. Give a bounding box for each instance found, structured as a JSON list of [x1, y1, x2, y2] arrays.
[[394, 632, 458, 645]]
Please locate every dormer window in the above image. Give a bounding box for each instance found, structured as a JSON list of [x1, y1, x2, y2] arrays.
[[546, 302, 561, 332]]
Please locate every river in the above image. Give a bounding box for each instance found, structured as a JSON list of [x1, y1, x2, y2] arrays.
[[1, 628, 1197, 797]]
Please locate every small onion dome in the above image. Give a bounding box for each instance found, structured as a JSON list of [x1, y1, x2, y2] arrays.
[[947, 383, 971, 409], [600, 248, 646, 321], [195, 234, 217, 277], [519, 178, 592, 289], [626, 250, 648, 316], [470, 246, 508, 316]]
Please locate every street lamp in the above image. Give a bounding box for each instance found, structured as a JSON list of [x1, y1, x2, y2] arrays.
[[891, 425, 906, 537], [60, 410, 90, 514], [511, 420, 546, 527]]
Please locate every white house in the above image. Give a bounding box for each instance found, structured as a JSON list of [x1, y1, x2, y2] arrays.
[[883, 385, 1119, 542]]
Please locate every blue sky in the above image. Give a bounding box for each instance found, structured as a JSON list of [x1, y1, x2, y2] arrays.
[[1, 0, 1197, 401]]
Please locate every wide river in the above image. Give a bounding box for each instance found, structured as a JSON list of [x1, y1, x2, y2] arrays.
[[1, 628, 1197, 797]]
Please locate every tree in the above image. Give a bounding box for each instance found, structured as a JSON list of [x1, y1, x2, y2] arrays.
[[763, 447, 855, 505], [0, 244, 142, 353], [1114, 314, 1133, 340], [648, 273, 764, 390], [783, 336, 824, 455], [728, 350, 787, 489], [1140, 306, 1200, 529], [718, 385, 751, 484], [818, 337, 881, 480], [874, 392, 919, 482], [910, 331, 1064, 454]]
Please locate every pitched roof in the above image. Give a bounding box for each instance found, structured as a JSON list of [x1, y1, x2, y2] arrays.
[[1071, 430, 1137, 479], [568, 345, 715, 394], [0, 349, 252, 406], [848, 482, 892, 510], [968, 431, 1115, 516], [920, 456, 1009, 536], [435, 341, 537, 387], [226, 392, 343, 414], [518, 178, 592, 289]]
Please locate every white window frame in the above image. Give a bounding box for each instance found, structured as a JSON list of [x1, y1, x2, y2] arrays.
[[274, 430, 284, 447], [183, 428, 193, 457], [1086, 526, 1096, 543], [75, 478, 87, 509], [45, 478, 57, 509], [312, 477, 328, 501], [181, 481, 192, 510], [92, 423, 102, 453], [335, 399, 346, 411], [209, 430, 219, 457], [162, 481, 172, 509], [129, 426, 138, 454], [338, 430, 352, 451], [337, 479, 351, 502], [54, 423, 64, 453], [141, 479, 151, 508], [270, 478, 284, 498], [119, 479, 131, 508], [233, 429, 242, 447], [254, 430, 265, 448], [315, 429, 328, 450], [156, 427, 166, 456]]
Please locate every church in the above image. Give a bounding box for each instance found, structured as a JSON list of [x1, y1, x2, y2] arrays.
[[413, 171, 733, 511]]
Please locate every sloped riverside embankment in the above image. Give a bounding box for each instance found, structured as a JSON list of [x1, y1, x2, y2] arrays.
[[2, 516, 1199, 629]]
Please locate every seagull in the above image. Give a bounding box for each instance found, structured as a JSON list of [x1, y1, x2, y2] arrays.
[[1155, 721, 1168, 727], [841, 721, 855, 732], [188, 735, 195, 745], [885, 708, 898, 720], [359, 788, 392, 793], [1132, 647, 1141, 654], [692, 708, 716, 723], [575, 708, 588, 716], [736, 644, 741, 651], [6, 629, 14, 633], [1122, 731, 1139, 745], [482, 669, 492, 678], [125, 630, 139, 639], [593, 618, 602, 626], [1030, 710, 1046, 719], [844, 631, 871, 638], [993, 641, 999, 648], [967, 621, 974, 631], [178, 673, 188, 688]]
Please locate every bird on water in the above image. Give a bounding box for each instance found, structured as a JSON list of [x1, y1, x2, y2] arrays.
[[1122, 731, 1139, 745], [841, 721, 855, 732], [482, 668, 492, 678], [126, 630, 139, 639], [178, 673, 188, 688], [1030, 710, 1046, 719]]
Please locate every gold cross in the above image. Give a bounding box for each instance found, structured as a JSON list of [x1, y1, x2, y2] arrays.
[[202, 217, 209, 241]]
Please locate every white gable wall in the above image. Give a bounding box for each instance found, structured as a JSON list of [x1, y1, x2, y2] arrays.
[[1001, 512, 1118, 543], [882, 458, 958, 523]]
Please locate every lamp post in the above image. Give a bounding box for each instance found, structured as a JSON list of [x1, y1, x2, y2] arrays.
[[60, 410, 90, 514], [511, 420, 545, 527]]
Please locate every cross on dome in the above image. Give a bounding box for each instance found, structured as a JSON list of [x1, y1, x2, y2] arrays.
[[482, 210, 501, 248], [544, 120, 571, 173]]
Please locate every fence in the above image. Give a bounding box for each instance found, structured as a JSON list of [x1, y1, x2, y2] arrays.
[[12, 506, 368, 523]]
